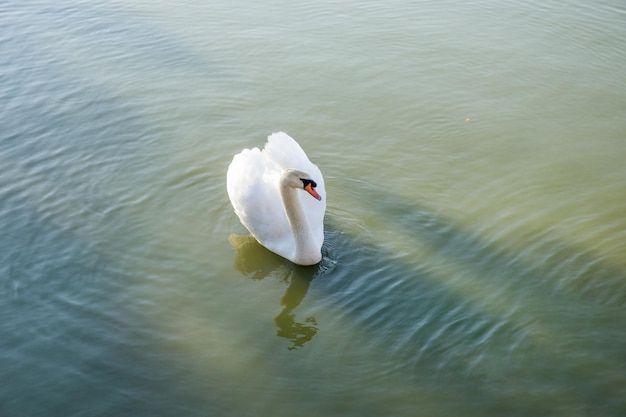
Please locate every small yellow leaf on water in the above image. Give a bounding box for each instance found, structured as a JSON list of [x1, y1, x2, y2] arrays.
[[465, 118, 471, 122]]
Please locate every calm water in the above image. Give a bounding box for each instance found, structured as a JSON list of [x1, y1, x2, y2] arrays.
[[2, 0, 626, 416]]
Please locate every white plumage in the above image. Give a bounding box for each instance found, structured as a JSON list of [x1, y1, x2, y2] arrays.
[[226, 132, 326, 265]]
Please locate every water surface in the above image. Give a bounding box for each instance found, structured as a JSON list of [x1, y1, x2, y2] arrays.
[[1, 0, 625, 416]]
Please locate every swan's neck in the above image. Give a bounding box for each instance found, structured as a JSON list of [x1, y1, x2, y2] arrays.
[[279, 182, 320, 265]]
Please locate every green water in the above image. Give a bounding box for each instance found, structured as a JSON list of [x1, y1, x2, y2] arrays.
[[1, 0, 625, 416]]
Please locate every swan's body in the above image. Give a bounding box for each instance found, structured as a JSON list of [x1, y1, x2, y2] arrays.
[[226, 132, 326, 265]]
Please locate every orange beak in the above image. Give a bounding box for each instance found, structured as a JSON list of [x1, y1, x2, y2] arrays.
[[304, 183, 322, 201]]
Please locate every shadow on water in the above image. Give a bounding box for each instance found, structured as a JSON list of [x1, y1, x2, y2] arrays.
[[0, 31, 232, 416], [229, 178, 626, 415], [229, 234, 321, 350], [369, 185, 626, 307], [339, 180, 626, 415], [0, 199, 236, 417]]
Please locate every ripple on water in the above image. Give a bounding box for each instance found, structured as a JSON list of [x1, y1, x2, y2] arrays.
[[313, 226, 531, 381]]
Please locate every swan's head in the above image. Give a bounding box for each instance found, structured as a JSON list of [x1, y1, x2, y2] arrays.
[[281, 169, 322, 201]]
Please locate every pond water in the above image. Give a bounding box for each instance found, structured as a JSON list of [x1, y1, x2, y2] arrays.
[[1, 1, 625, 416]]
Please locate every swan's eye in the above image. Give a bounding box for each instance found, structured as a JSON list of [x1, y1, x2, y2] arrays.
[[301, 178, 317, 188], [301, 178, 322, 201]]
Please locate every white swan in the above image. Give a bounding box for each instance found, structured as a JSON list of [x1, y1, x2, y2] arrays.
[[226, 132, 326, 265]]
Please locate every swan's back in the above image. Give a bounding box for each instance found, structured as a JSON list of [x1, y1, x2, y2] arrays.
[[226, 132, 325, 261]]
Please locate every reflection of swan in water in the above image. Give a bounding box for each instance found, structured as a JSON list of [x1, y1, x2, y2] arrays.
[[275, 273, 318, 351], [229, 234, 319, 350]]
